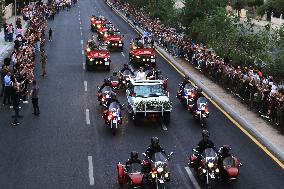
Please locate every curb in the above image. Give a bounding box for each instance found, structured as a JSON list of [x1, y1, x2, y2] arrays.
[[107, 1, 284, 166]]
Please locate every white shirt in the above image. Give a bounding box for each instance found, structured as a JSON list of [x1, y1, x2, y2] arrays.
[[136, 71, 146, 80]]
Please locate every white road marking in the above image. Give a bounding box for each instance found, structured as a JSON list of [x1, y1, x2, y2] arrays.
[[84, 81, 88, 92], [88, 156, 94, 185], [80, 26, 82, 30], [121, 52, 125, 57], [78, 11, 80, 14], [78, 17, 80, 21], [176, 164, 193, 189], [80, 31, 83, 36], [82, 50, 84, 55], [81, 40, 83, 45], [80, 21, 82, 25], [83, 62, 85, 70], [184, 167, 201, 189], [86, 109, 90, 125]]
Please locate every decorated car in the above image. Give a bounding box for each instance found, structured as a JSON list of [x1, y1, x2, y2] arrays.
[[90, 15, 106, 32], [129, 37, 156, 68], [85, 41, 111, 71], [126, 79, 172, 125], [103, 30, 124, 51]]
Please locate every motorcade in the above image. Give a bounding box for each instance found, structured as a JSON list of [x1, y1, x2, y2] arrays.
[[188, 97, 210, 127], [117, 161, 144, 188], [90, 15, 106, 32]]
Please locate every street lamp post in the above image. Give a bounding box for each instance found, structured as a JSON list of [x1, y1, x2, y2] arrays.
[[14, 0, 16, 29]]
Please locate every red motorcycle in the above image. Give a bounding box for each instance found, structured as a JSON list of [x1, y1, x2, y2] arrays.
[[177, 83, 196, 106], [117, 162, 144, 188]]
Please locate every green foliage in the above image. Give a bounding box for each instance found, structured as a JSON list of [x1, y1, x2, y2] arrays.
[[258, 0, 284, 16], [247, 0, 264, 7], [232, 0, 247, 11]]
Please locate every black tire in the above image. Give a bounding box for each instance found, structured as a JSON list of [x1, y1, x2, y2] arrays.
[[105, 66, 110, 71]]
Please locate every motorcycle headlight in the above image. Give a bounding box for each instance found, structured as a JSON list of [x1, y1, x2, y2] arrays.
[[215, 168, 219, 173], [202, 169, 206, 173], [157, 167, 163, 173], [164, 172, 169, 178], [119, 41, 122, 43], [142, 58, 146, 61], [89, 58, 94, 61], [151, 55, 154, 58], [104, 33, 108, 37], [136, 56, 140, 58], [151, 173, 156, 179], [208, 162, 214, 168], [86, 48, 91, 52], [100, 32, 103, 34], [104, 58, 108, 61]]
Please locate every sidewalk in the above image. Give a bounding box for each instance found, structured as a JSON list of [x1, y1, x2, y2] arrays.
[[108, 1, 284, 165], [0, 15, 27, 65]]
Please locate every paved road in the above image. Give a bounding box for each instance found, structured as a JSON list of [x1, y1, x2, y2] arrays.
[[0, 0, 283, 188]]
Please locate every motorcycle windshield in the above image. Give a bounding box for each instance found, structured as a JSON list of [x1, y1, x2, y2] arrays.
[[128, 163, 142, 173], [183, 84, 194, 96], [111, 76, 119, 82], [223, 156, 234, 167], [102, 86, 112, 93], [202, 148, 217, 161], [108, 102, 121, 112], [151, 152, 168, 164], [197, 97, 208, 105]]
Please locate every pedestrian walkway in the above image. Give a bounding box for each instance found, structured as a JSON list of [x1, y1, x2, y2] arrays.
[[108, 1, 284, 164]]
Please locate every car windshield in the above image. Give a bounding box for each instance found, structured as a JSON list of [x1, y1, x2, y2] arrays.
[[127, 163, 142, 173], [102, 86, 112, 93], [133, 84, 165, 97], [105, 23, 113, 28], [223, 156, 234, 167]]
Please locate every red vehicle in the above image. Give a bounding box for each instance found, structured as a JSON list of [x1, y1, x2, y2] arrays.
[[85, 43, 111, 71], [90, 15, 106, 32], [104, 30, 124, 51], [97, 27, 110, 41], [129, 37, 156, 68], [117, 162, 144, 188], [219, 151, 242, 180]]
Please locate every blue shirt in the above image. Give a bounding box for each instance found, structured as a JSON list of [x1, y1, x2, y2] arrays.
[[4, 75, 12, 86]]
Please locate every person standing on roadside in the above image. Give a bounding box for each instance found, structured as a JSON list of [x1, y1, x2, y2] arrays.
[[12, 78, 22, 126], [30, 80, 40, 115], [48, 28, 53, 41], [3, 71, 13, 106], [40, 50, 47, 77]]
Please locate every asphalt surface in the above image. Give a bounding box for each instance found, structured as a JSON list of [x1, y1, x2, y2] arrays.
[[0, 0, 283, 188]]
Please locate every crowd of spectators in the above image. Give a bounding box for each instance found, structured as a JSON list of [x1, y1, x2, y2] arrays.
[[0, 0, 72, 125], [112, 0, 284, 131]]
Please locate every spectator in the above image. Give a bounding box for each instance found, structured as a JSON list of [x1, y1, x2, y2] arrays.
[[30, 80, 40, 115]]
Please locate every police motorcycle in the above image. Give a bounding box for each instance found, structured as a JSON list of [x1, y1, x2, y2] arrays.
[[97, 86, 116, 108], [102, 101, 123, 135], [142, 152, 173, 189], [189, 97, 210, 127], [177, 83, 196, 107], [189, 148, 219, 189]]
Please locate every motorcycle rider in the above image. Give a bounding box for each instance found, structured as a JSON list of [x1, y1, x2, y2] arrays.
[[120, 64, 134, 75], [217, 145, 231, 168], [177, 76, 190, 99], [192, 87, 204, 113], [125, 151, 142, 170], [145, 137, 167, 159], [98, 78, 112, 93], [196, 130, 216, 154]]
